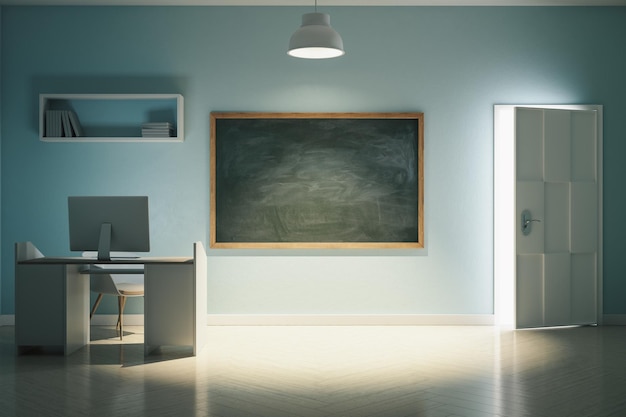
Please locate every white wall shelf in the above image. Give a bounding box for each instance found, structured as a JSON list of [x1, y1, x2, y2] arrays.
[[39, 93, 184, 142]]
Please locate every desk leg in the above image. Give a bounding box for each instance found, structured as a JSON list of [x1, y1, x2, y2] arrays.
[[194, 242, 208, 356], [64, 265, 90, 354], [144, 264, 194, 355], [16, 264, 89, 355]]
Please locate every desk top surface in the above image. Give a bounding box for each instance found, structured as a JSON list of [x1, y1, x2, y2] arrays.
[[19, 256, 193, 265]]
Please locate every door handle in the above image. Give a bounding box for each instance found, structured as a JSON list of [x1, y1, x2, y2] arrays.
[[521, 209, 541, 236]]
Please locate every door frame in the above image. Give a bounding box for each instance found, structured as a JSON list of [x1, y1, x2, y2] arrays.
[[494, 105, 603, 327]]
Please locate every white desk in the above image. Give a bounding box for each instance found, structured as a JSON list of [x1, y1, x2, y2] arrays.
[[15, 241, 207, 356]]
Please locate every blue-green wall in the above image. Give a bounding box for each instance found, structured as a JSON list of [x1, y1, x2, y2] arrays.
[[1, 6, 625, 316]]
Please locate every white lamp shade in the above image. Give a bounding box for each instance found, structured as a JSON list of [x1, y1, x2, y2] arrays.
[[288, 12, 345, 59]]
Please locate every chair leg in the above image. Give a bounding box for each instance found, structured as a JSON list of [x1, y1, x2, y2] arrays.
[[90, 293, 104, 320], [117, 296, 127, 341]]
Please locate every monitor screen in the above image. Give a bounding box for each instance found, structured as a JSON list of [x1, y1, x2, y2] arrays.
[[68, 196, 150, 260]]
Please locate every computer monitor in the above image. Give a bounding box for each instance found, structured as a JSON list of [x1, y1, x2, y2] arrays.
[[68, 196, 150, 261]]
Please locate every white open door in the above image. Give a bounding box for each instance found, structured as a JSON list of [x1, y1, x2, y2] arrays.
[[494, 105, 602, 329]]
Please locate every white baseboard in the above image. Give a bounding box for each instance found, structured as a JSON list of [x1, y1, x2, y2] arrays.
[[0, 314, 144, 326], [602, 314, 626, 325], [3, 314, 624, 327], [0, 314, 143, 326], [90, 314, 144, 326], [205, 314, 495, 326], [1, 314, 492, 327]]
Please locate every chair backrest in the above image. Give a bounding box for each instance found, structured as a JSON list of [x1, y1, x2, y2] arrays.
[[82, 251, 143, 295], [89, 274, 119, 295]]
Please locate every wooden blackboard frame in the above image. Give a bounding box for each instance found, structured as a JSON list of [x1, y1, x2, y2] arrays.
[[210, 112, 424, 249]]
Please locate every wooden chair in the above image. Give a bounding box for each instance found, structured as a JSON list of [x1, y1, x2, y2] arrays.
[[89, 274, 144, 340], [85, 252, 144, 340]]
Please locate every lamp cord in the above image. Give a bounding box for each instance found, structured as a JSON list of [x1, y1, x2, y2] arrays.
[[315, 0, 317, 12]]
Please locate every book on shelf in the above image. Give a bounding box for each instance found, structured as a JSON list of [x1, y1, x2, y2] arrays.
[[142, 122, 173, 129], [142, 133, 174, 137], [61, 111, 71, 137], [45, 110, 62, 137], [67, 111, 83, 136], [45, 110, 83, 137], [141, 122, 174, 137]]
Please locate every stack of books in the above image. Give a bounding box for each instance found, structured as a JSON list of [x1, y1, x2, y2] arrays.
[[45, 110, 83, 137], [141, 122, 174, 138]]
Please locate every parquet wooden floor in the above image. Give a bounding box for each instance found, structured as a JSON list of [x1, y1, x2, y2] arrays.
[[1, 325, 625, 417]]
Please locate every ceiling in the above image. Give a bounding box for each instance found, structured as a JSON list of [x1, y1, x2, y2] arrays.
[[1, 0, 625, 5]]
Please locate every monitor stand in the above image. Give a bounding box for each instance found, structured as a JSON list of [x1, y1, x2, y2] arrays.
[[97, 223, 112, 261]]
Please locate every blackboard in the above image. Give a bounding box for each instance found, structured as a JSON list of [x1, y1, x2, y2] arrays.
[[210, 113, 424, 249]]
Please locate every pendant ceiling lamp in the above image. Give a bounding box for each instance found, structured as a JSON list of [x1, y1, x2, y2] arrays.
[[288, 0, 345, 59]]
